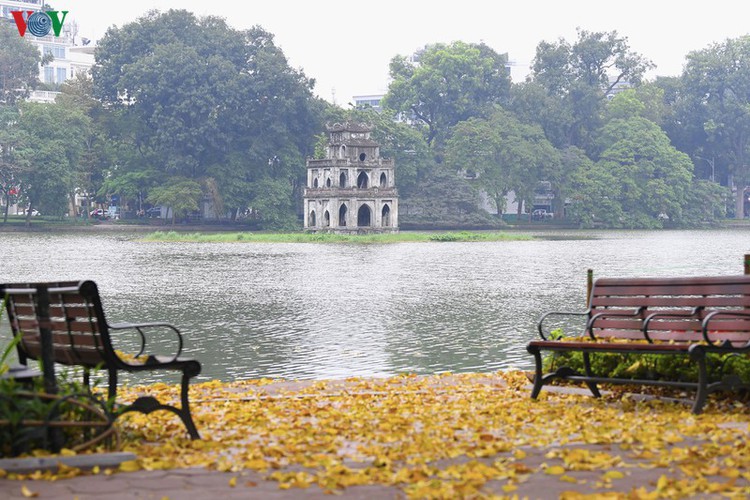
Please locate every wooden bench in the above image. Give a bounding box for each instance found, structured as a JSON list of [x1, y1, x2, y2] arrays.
[[1, 280, 201, 439], [526, 275, 750, 413]]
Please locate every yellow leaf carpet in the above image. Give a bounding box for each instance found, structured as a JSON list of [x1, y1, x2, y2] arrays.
[[3, 371, 750, 499]]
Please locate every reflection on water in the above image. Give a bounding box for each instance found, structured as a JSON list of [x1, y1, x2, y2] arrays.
[[1, 229, 749, 383]]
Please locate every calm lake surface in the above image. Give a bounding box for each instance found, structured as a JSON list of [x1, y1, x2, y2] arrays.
[[1, 229, 749, 383]]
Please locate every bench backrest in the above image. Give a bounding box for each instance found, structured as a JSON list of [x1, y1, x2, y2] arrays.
[[589, 275, 750, 344], [1, 281, 116, 368]]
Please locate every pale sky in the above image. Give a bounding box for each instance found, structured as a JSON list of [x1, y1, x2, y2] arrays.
[[60, 0, 750, 105]]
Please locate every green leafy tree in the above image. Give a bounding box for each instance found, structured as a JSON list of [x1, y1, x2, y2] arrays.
[[571, 116, 693, 228], [248, 177, 299, 230], [400, 166, 497, 228], [509, 81, 572, 149], [383, 41, 511, 148], [683, 179, 731, 223], [57, 74, 116, 217], [552, 146, 590, 220], [446, 108, 560, 218], [528, 29, 653, 151], [100, 168, 160, 213], [14, 103, 91, 224], [654, 76, 708, 167], [0, 22, 43, 104], [146, 177, 202, 225], [0, 106, 23, 223], [11, 103, 90, 225], [679, 35, 750, 218], [93, 10, 322, 222]]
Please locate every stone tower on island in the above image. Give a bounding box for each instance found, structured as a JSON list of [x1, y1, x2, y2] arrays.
[[303, 122, 398, 233]]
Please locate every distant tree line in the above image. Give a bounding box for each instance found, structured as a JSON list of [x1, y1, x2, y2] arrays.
[[0, 11, 746, 228]]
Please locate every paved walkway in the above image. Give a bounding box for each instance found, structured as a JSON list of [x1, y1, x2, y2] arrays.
[[1, 384, 746, 499], [0, 438, 719, 499]]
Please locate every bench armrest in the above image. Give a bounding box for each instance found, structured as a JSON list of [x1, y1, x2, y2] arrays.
[[586, 307, 645, 340], [701, 310, 750, 347], [537, 311, 589, 340], [642, 307, 704, 343], [109, 321, 183, 363]]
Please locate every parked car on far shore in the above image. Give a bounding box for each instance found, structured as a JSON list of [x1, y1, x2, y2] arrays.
[[532, 209, 554, 221], [90, 208, 109, 220]]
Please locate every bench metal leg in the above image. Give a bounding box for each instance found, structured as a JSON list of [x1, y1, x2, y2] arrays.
[[179, 372, 200, 439], [108, 368, 118, 402], [113, 368, 200, 440], [529, 347, 545, 399], [582, 352, 602, 398], [692, 350, 709, 414]]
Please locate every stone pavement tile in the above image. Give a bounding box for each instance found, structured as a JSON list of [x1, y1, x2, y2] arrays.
[[62, 475, 134, 494], [1, 472, 404, 500]]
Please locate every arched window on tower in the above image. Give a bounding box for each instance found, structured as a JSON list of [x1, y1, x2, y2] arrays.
[[324, 210, 330, 227], [379, 172, 387, 188], [339, 204, 347, 226], [339, 171, 347, 188], [308, 210, 316, 227], [357, 204, 372, 226], [382, 204, 391, 227], [313, 177, 319, 188], [357, 171, 368, 189], [326, 177, 332, 187]]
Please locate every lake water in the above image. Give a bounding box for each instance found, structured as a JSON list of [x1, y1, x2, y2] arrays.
[[1, 229, 749, 383]]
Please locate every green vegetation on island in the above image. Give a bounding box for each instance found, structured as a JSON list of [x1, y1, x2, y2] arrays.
[[143, 230, 533, 244]]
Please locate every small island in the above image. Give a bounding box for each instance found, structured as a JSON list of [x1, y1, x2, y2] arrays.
[[142, 230, 534, 244]]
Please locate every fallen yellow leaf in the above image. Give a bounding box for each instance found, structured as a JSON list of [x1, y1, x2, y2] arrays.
[[21, 485, 39, 498], [545, 465, 566, 475], [602, 470, 625, 480], [119, 460, 141, 472]]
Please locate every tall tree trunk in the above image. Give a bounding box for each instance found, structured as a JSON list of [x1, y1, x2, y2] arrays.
[[552, 188, 564, 220], [737, 185, 746, 219], [2, 193, 9, 224], [68, 192, 78, 218], [494, 194, 503, 217]]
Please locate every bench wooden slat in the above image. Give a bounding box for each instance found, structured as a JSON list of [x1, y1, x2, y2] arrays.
[[591, 296, 750, 308], [20, 342, 106, 366], [595, 275, 750, 286], [594, 283, 750, 296], [591, 319, 750, 333], [591, 318, 703, 331], [11, 305, 93, 317], [15, 318, 99, 334], [21, 331, 101, 347]]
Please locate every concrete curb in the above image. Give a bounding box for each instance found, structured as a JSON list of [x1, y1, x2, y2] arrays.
[[0, 452, 135, 473]]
